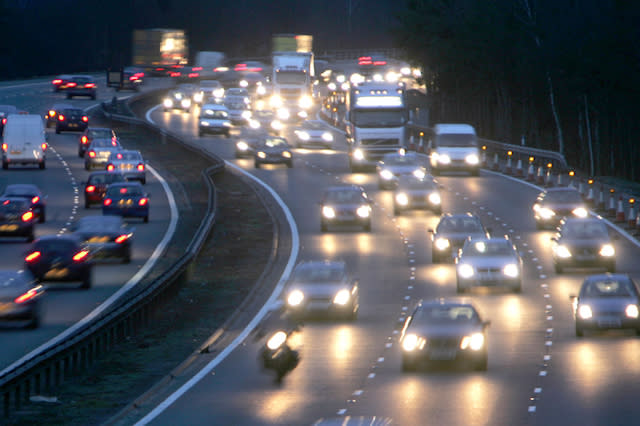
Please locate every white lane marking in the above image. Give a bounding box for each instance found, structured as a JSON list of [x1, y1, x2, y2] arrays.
[[136, 160, 300, 425], [534, 387, 542, 394], [0, 164, 178, 378], [337, 409, 347, 415], [353, 390, 363, 396], [367, 373, 375, 379], [377, 357, 385, 363], [528, 406, 537, 413]]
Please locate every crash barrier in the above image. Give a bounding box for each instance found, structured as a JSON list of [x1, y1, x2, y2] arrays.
[[0, 91, 224, 417]]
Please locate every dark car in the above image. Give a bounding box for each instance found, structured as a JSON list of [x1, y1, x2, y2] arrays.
[[0, 198, 36, 242], [44, 103, 73, 128], [253, 136, 293, 168], [1, 184, 47, 223], [429, 213, 490, 263], [320, 185, 372, 232], [234, 130, 263, 158], [293, 120, 335, 149], [55, 108, 88, 134], [0, 270, 44, 328], [533, 187, 589, 230], [0, 105, 19, 134], [117, 67, 145, 91], [106, 150, 146, 184], [65, 75, 97, 100], [572, 274, 640, 337], [552, 217, 616, 273], [24, 235, 93, 289], [102, 182, 149, 223], [78, 127, 117, 158], [393, 175, 442, 216], [51, 74, 72, 92], [83, 171, 127, 208], [400, 299, 490, 371], [72, 215, 133, 263]]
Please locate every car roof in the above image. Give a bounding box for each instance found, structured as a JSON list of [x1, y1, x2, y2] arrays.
[[202, 103, 228, 110], [418, 298, 477, 309]]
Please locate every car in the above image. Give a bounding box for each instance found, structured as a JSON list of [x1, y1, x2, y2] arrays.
[[1, 184, 47, 223], [572, 274, 640, 337], [78, 127, 117, 158], [293, 120, 334, 149], [163, 90, 192, 112], [225, 87, 250, 100], [199, 80, 225, 100], [118, 67, 145, 91], [72, 215, 133, 263], [429, 213, 490, 263], [51, 74, 73, 92], [533, 187, 589, 230], [251, 109, 280, 133], [198, 104, 231, 137], [428, 124, 481, 176], [284, 260, 359, 320], [65, 75, 97, 99], [400, 299, 490, 371], [234, 131, 262, 158], [393, 175, 442, 215], [376, 152, 427, 190], [455, 236, 523, 293], [253, 136, 293, 168], [224, 96, 252, 125], [551, 217, 616, 273], [83, 171, 127, 208], [177, 83, 204, 105], [44, 103, 73, 128], [0, 270, 44, 328], [84, 137, 122, 170], [0, 198, 36, 242], [1, 114, 47, 170], [320, 185, 372, 232], [0, 105, 19, 134], [106, 150, 146, 184], [239, 72, 268, 97], [55, 107, 89, 134], [102, 182, 149, 223], [24, 235, 93, 289]]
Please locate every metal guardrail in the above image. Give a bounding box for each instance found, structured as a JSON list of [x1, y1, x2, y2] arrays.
[[0, 94, 225, 417]]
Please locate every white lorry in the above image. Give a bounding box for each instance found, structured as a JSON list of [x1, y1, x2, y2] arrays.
[[345, 82, 408, 172], [1, 114, 47, 170], [270, 52, 314, 116]]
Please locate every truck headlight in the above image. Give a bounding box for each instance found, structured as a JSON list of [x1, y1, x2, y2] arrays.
[[572, 207, 588, 218], [460, 333, 484, 351], [555, 245, 572, 258], [412, 169, 426, 179], [200, 121, 209, 126], [193, 93, 203, 103], [249, 119, 260, 129], [163, 99, 173, 107], [428, 192, 441, 205], [599, 244, 615, 257], [287, 290, 304, 307], [437, 154, 451, 165], [297, 131, 310, 141], [356, 205, 371, 218], [333, 289, 350, 305], [341, 82, 349, 91], [458, 264, 475, 279], [257, 86, 266, 95], [395, 193, 409, 206], [322, 206, 336, 219], [353, 149, 364, 161], [434, 238, 450, 251], [465, 154, 480, 165], [277, 108, 290, 120], [322, 132, 333, 142], [503, 263, 520, 278], [181, 99, 191, 108], [213, 88, 224, 98], [327, 82, 337, 91], [626, 304, 639, 319], [241, 110, 252, 119], [236, 141, 249, 151], [270, 95, 283, 108], [299, 96, 313, 109], [578, 304, 592, 319], [380, 169, 393, 180], [373, 73, 383, 82], [271, 120, 283, 131]]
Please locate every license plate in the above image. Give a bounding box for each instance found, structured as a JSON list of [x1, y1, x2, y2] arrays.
[[0, 224, 18, 231], [44, 268, 69, 279], [429, 348, 457, 360], [119, 199, 134, 206], [88, 236, 109, 243], [0, 302, 11, 313], [10, 150, 21, 154], [575, 254, 595, 261], [69, 123, 78, 128], [598, 319, 621, 328]]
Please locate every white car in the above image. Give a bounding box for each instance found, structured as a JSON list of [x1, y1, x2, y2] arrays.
[[199, 104, 232, 137], [199, 80, 225, 100], [2, 114, 47, 170]]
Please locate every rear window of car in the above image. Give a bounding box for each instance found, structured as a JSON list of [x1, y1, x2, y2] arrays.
[[91, 139, 120, 148], [88, 129, 113, 139], [0, 199, 28, 213], [414, 305, 478, 324], [72, 77, 92, 84], [107, 186, 143, 197]]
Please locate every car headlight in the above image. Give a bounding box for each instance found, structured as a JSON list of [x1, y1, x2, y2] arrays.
[[181, 99, 191, 108], [428, 192, 441, 205], [241, 110, 252, 119], [437, 153, 451, 164], [270, 95, 283, 108], [327, 82, 337, 91], [322, 132, 333, 142], [353, 149, 365, 161], [298, 110, 308, 119], [572, 207, 588, 218], [282, 151, 292, 158], [380, 169, 394, 180], [299, 96, 313, 109], [458, 264, 475, 279], [271, 120, 283, 130], [200, 121, 210, 126], [213, 88, 224, 98], [341, 82, 350, 91], [194, 93, 203, 102], [239, 79, 248, 88], [163, 99, 173, 107], [277, 108, 290, 120], [599, 244, 615, 257], [413, 169, 426, 179], [257, 151, 266, 159], [223, 122, 232, 127], [297, 131, 310, 141], [626, 304, 639, 319], [402, 333, 420, 352], [538, 207, 556, 220], [396, 193, 409, 206], [322, 206, 336, 219], [287, 290, 304, 307], [333, 289, 351, 305], [356, 205, 371, 218], [555, 245, 572, 258], [257, 86, 266, 95], [460, 333, 484, 351], [249, 119, 260, 129], [465, 154, 480, 165], [385, 71, 398, 82], [578, 304, 592, 319], [434, 238, 450, 251], [236, 141, 249, 151], [266, 331, 287, 350], [503, 263, 520, 278]]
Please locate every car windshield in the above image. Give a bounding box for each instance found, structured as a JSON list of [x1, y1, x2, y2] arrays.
[[88, 129, 112, 139], [108, 186, 143, 197], [325, 190, 365, 204], [202, 109, 228, 118], [413, 305, 478, 324], [302, 121, 325, 130], [0, 200, 28, 213], [583, 279, 635, 298], [293, 266, 346, 283], [464, 240, 513, 256], [435, 134, 477, 147], [562, 221, 608, 238], [544, 190, 583, 203], [262, 138, 287, 148], [382, 155, 419, 166], [437, 217, 484, 233], [398, 178, 437, 190]]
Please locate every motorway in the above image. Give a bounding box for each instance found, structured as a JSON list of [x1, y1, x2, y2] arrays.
[[129, 98, 640, 425], [0, 78, 175, 372]]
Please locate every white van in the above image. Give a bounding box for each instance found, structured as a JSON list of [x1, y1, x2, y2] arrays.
[[1, 114, 47, 170], [429, 123, 480, 176]]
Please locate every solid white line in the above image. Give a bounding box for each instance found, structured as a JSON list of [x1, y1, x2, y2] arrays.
[[0, 164, 179, 378], [136, 161, 300, 425], [146, 104, 162, 123]]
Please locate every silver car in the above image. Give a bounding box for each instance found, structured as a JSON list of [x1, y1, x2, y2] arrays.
[[84, 138, 122, 170], [551, 217, 616, 274], [106, 150, 146, 184], [572, 274, 640, 337], [320, 185, 372, 232], [224, 96, 251, 125], [376, 152, 427, 190], [455, 237, 523, 293], [198, 104, 231, 137], [393, 175, 442, 215], [284, 260, 359, 321], [293, 120, 334, 149], [429, 213, 490, 263], [400, 299, 490, 371]]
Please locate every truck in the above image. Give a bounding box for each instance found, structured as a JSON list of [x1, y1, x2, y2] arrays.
[[345, 81, 409, 172], [270, 34, 315, 118], [132, 29, 188, 76]]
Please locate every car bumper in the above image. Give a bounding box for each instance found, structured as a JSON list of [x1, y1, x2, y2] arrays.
[[0, 222, 33, 237], [403, 347, 486, 365], [103, 206, 149, 218], [87, 242, 130, 260], [27, 264, 90, 282], [457, 277, 521, 290], [286, 300, 357, 319], [576, 316, 640, 331], [0, 301, 38, 322], [57, 122, 88, 131]]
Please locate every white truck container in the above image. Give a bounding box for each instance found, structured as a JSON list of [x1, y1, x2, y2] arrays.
[[1, 114, 47, 170], [428, 124, 480, 176]]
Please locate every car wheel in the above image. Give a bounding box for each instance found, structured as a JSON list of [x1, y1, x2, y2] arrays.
[[81, 270, 92, 289], [2, 161, 7, 170], [84, 200, 90, 209], [26, 232, 34, 243], [55, 127, 61, 134], [474, 355, 488, 371], [26, 312, 40, 329], [320, 222, 328, 233], [254, 161, 261, 168], [163, 108, 169, 112], [84, 162, 90, 171], [66, 94, 71, 99], [198, 131, 203, 137], [432, 251, 440, 263], [78, 149, 83, 158], [607, 263, 616, 273], [141, 177, 146, 185], [363, 221, 372, 232], [554, 263, 563, 274], [123, 252, 131, 264], [39, 161, 45, 170], [471, 169, 480, 177], [144, 215, 149, 223], [287, 160, 293, 168], [635, 329, 640, 337], [39, 210, 45, 223], [432, 169, 440, 176], [456, 282, 465, 294], [575, 326, 584, 337], [402, 357, 417, 372], [393, 205, 401, 216], [535, 221, 544, 230]]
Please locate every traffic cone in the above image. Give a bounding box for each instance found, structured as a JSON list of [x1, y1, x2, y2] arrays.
[[607, 193, 617, 217], [585, 185, 595, 206], [527, 163, 536, 181], [491, 153, 500, 171], [596, 186, 605, 211], [556, 172, 564, 186], [505, 155, 513, 175], [536, 166, 544, 184], [408, 135, 416, 151], [635, 215, 640, 236], [578, 180, 585, 196], [418, 134, 425, 153], [515, 158, 523, 177], [545, 169, 554, 187], [628, 205, 637, 229], [615, 197, 625, 223]]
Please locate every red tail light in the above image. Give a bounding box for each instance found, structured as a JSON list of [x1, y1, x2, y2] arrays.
[[31, 196, 39, 204], [1, 118, 6, 125], [169, 72, 181, 77], [72, 250, 89, 262], [84, 83, 96, 88], [25, 251, 41, 262], [2, 143, 7, 152], [107, 164, 115, 171], [85, 185, 95, 193], [111, 140, 118, 146], [58, 114, 65, 121], [114, 234, 130, 244], [22, 211, 34, 222], [88, 151, 96, 158], [52, 79, 62, 84], [188, 73, 199, 78], [67, 82, 77, 88], [41, 143, 48, 151], [49, 110, 56, 117], [129, 76, 138, 81], [137, 163, 145, 171], [103, 198, 112, 206], [81, 136, 88, 144], [116, 153, 123, 159], [15, 288, 39, 304], [138, 198, 148, 206], [373, 61, 387, 66], [82, 116, 88, 122], [192, 67, 203, 71]]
